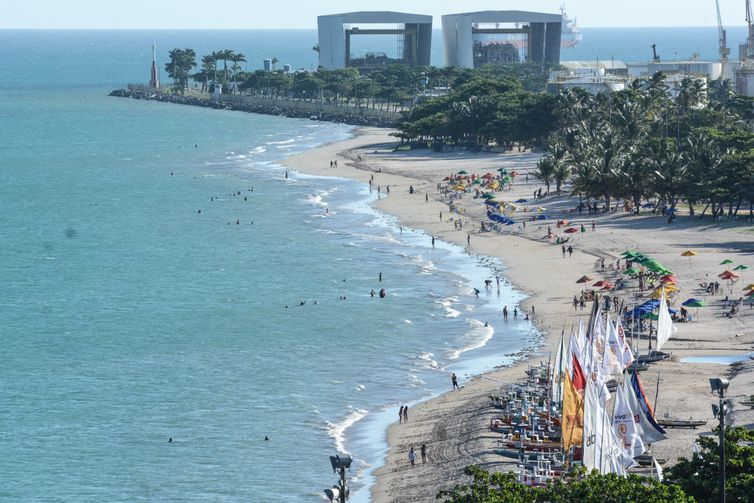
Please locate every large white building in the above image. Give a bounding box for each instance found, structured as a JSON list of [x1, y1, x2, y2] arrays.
[[317, 11, 432, 70], [442, 10, 563, 68]]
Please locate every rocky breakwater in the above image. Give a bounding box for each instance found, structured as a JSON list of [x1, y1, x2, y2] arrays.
[[109, 89, 400, 128]]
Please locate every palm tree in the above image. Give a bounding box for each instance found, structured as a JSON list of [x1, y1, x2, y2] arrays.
[[200, 55, 215, 92], [231, 52, 247, 93], [534, 156, 555, 194]]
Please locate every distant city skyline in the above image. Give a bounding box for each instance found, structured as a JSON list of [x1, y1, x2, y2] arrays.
[[0, 1, 748, 29]]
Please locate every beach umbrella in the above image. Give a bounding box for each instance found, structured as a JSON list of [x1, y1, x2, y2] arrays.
[[576, 275, 593, 284], [660, 274, 679, 284], [733, 265, 749, 271], [720, 259, 733, 265], [564, 227, 579, 234], [719, 270, 739, 279], [622, 267, 640, 275], [537, 207, 546, 212], [515, 198, 528, 203], [600, 283, 614, 290], [457, 170, 468, 175], [621, 250, 639, 258], [743, 284, 754, 291], [682, 298, 706, 307], [746, 290, 754, 297], [641, 312, 659, 320], [593, 280, 606, 287], [680, 250, 697, 257], [481, 193, 496, 199]]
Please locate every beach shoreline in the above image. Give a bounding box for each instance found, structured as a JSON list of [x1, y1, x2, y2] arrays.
[[281, 126, 754, 503]]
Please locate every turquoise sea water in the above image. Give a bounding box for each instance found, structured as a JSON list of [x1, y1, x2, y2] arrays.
[[0, 28, 731, 502]]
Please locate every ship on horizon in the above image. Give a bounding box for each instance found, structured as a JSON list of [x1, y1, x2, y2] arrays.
[[499, 4, 582, 50]]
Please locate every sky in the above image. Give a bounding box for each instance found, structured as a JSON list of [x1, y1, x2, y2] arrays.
[[0, 0, 748, 29]]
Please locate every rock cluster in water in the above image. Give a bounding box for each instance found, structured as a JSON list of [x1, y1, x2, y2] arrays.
[[109, 89, 398, 128]]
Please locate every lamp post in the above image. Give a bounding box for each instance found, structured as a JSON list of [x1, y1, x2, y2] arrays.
[[709, 377, 729, 503], [324, 454, 352, 503]]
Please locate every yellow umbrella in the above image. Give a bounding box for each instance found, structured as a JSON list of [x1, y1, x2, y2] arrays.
[[537, 207, 546, 211], [680, 250, 697, 257], [743, 284, 754, 291], [654, 283, 680, 293], [650, 285, 679, 298]]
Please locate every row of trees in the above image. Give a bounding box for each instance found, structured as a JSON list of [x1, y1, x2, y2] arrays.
[[440, 427, 754, 502], [164, 48, 252, 93], [535, 75, 754, 218]]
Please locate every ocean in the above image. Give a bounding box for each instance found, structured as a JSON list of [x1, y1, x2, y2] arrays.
[[0, 27, 732, 502]]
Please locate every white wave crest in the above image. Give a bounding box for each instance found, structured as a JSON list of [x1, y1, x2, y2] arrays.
[[326, 407, 368, 454]]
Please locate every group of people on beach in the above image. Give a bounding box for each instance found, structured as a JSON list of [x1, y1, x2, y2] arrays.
[[407, 444, 427, 466]]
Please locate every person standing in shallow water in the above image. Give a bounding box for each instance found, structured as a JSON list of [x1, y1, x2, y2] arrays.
[[452, 372, 459, 390]]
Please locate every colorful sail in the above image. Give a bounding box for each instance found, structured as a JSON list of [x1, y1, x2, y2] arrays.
[[562, 371, 583, 452]]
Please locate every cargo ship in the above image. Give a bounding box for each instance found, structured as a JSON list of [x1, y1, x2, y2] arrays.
[[560, 5, 582, 49]]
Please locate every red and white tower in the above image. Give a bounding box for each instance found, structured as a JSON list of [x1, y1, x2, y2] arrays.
[[149, 42, 160, 89]]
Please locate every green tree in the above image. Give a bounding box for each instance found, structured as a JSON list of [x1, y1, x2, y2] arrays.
[[667, 426, 754, 502], [437, 465, 693, 502], [164, 48, 196, 93]]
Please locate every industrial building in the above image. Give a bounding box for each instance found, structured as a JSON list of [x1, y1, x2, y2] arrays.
[[317, 11, 432, 71], [441, 10, 563, 68]]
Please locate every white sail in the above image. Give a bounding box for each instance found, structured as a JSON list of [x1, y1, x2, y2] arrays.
[[603, 314, 624, 375], [614, 316, 635, 366], [656, 292, 677, 351], [612, 378, 647, 457], [552, 333, 566, 404], [584, 378, 632, 474]]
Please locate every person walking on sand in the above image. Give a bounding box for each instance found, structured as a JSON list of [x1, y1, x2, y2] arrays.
[[503, 306, 508, 321], [591, 220, 596, 231], [399, 406, 404, 424], [421, 443, 427, 464], [467, 234, 471, 246], [452, 372, 459, 390], [567, 245, 573, 257], [403, 405, 408, 422], [408, 446, 416, 467], [562, 245, 566, 258]]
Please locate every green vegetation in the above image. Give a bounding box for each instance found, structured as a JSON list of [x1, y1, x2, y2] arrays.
[[543, 75, 754, 218], [667, 426, 754, 502], [164, 48, 196, 92], [439, 427, 754, 502], [437, 465, 692, 502]]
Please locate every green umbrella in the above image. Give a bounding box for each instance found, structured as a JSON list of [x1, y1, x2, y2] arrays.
[[641, 312, 659, 320], [733, 265, 749, 271], [621, 251, 637, 258], [457, 170, 468, 175], [683, 299, 706, 308], [622, 267, 640, 275], [720, 259, 733, 265]]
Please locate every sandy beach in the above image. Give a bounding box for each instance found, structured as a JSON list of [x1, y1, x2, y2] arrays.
[[282, 127, 754, 502]]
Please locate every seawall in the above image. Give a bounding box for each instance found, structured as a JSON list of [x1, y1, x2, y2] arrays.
[[109, 87, 401, 128]]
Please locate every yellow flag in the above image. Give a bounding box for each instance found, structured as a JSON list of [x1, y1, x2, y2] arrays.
[[562, 371, 584, 452]]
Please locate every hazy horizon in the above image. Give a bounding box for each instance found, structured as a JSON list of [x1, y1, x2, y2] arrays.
[[0, 1, 746, 30]]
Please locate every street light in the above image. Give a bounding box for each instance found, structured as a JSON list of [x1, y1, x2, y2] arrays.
[[324, 454, 352, 503], [709, 377, 729, 503]]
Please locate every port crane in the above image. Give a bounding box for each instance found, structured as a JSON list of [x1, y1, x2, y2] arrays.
[[746, 0, 754, 60], [716, 0, 730, 61]]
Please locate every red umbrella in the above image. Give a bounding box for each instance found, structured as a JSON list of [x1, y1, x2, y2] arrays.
[[719, 270, 740, 280], [601, 284, 613, 291], [660, 275, 679, 285], [576, 275, 593, 284], [593, 280, 606, 287], [564, 227, 579, 234], [746, 290, 754, 297]]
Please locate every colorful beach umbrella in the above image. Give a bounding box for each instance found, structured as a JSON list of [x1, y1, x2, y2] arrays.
[[593, 280, 606, 287], [682, 298, 706, 307], [743, 284, 754, 291], [681, 250, 697, 257], [660, 274, 679, 284], [457, 170, 468, 175], [576, 275, 593, 284], [746, 290, 754, 297], [720, 259, 733, 265], [564, 227, 579, 234], [733, 265, 749, 271], [622, 267, 640, 275]]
